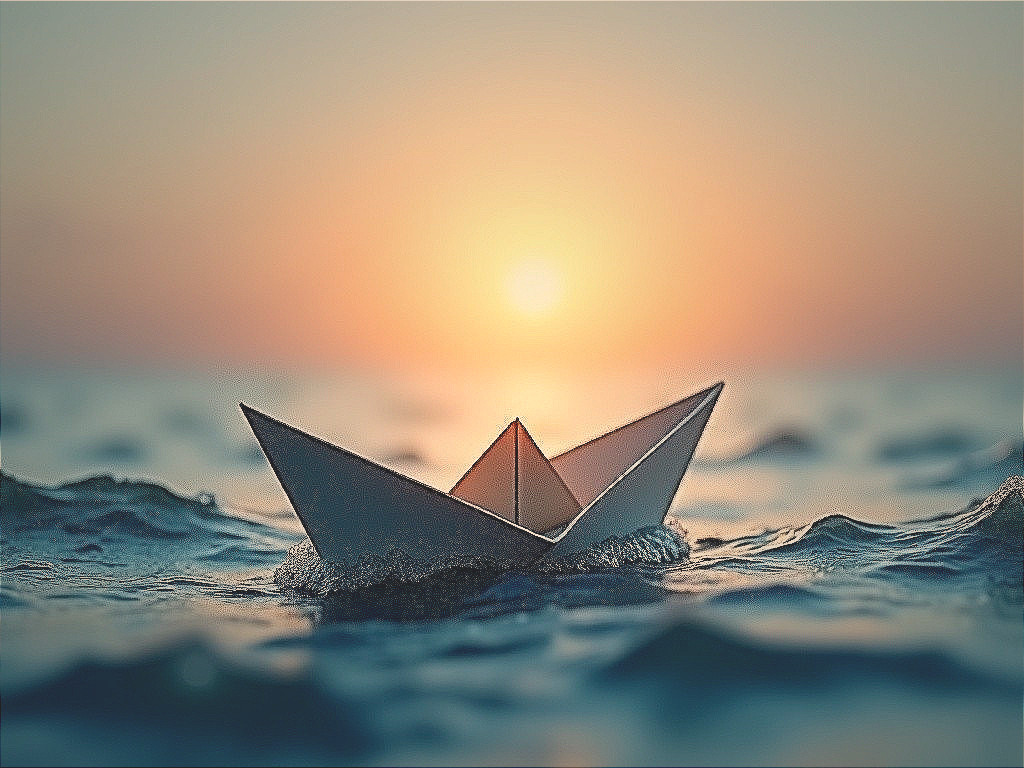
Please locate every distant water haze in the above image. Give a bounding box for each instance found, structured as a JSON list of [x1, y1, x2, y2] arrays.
[[1, 365, 1018, 541]]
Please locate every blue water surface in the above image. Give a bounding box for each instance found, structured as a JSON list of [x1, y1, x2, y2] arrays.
[[1, 367, 1021, 766]]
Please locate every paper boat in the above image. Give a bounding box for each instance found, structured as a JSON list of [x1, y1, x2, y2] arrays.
[[242, 382, 722, 563]]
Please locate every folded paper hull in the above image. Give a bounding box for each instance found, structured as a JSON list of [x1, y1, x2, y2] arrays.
[[242, 382, 722, 563], [241, 405, 552, 564]]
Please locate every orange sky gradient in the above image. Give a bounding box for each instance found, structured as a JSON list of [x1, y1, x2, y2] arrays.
[[1, 3, 1021, 375]]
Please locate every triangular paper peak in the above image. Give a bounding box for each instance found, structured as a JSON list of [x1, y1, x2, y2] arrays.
[[450, 420, 517, 523], [450, 419, 582, 532], [514, 421, 581, 534]]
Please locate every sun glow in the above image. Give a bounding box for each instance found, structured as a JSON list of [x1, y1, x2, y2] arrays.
[[504, 259, 564, 318]]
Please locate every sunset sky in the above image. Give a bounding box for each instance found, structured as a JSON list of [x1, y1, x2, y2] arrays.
[[2, 2, 1021, 374]]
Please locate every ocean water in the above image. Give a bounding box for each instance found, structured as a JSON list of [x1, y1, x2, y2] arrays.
[[1, 366, 1021, 766]]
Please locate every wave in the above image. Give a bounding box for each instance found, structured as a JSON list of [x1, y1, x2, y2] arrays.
[[1, 472, 295, 569], [876, 428, 982, 462], [3, 639, 372, 766], [725, 428, 821, 464], [600, 615, 1022, 698], [276, 476, 1022, 618], [751, 514, 898, 561], [705, 583, 833, 612], [275, 523, 690, 598], [691, 476, 1022, 605], [539, 523, 690, 571], [0, 403, 30, 435], [902, 439, 1023, 490], [5, 469, 1019, 619], [273, 523, 690, 621], [78, 435, 149, 464]]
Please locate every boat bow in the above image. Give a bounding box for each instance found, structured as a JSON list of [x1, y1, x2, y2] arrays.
[[241, 404, 552, 564]]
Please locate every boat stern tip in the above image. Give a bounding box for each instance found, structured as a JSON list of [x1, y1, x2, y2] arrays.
[[699, 381, 725, 407], [240, 403, 280, 441], [240, 402, 267, 421], [239, 402, 258, 424]]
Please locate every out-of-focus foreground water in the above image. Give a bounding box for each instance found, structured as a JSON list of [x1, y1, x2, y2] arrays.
[[1, 365, 1021, 766]]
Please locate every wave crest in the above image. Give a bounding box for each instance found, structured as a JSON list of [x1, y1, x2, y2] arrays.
[[2, 472, 216, 536], [274, 539, 515, 595], [1, 472, 293, 568], [692, 476, 1022, 604], [539, 524, 690, 572], [275, 523, 690, 596]]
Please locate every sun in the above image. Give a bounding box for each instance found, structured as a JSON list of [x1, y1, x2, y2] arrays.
[[504, 259, 564, 318]]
